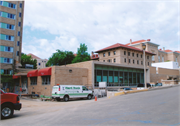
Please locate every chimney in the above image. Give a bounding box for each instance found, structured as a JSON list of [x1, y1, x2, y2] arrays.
[[147, 39, 151, 42], [163, 47, 165, 51], [130, 39, 132, 45], [91, 51, 94, 57]]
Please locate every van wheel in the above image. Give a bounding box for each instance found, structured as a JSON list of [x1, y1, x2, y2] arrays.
[[87, 95, 92, 100], [64, 96, 69, 102], [1, 104, 14, 119]]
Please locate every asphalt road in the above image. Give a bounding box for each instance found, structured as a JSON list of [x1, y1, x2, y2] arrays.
[[1, 86, 180, 126]]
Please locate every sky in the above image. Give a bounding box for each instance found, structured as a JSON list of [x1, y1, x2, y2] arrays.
[[22, 0, 180, 59]]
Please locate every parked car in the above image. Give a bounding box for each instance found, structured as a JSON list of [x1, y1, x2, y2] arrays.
[[1, 89, 22, 119], [121, 88, 133, 91], [137, 83, 151, 90], [155, 83, 162, 86], [52, 85, 93, 102]]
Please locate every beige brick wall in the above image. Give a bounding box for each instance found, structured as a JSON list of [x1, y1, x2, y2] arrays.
[[150, 67, 179, 83], [158, 68, 179, 75], [150, 67, 156, 74], [28, 66, 88, 96], [65, 61, 93, 88], [0, 52, 13, 58], [98, 47, 152, 67]]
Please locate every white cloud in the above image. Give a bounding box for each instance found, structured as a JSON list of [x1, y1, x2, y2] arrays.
[[23, 0, 180, 58]]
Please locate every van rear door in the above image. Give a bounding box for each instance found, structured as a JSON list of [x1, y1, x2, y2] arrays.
[[52, 86, 60, 97]]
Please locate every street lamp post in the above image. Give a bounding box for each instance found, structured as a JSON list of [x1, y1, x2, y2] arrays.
[[142, 44, 147, 89]]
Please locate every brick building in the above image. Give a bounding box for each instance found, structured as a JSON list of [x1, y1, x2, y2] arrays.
[[126, 39, 180, 66], [27, 53, 48, 69]]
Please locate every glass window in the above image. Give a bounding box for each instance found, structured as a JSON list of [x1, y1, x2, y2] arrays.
[[158, 56, 160, 62], [133, 73, 136, 84], [18, 31, 20, 36], [152, 55, 155, 61], [114, 71, 118, 86], [16, 51, 19, 56], [124, 72, 128, 86], [108, 71, 113, 86], [96, 70, 102, 82], [17, 41, 20, 46], [114, 58, 116, 63], [137, 60, 139, 64], [30, 77, 37, 85], [18, 22, 21, 26], [129, 59, 130, 63], [103, 70, 108, 83], [141, 61, 143, 65], [129, 72, 132, 84], [148, 62, 149, 66], [119, 72, 123, 84], [176, 57, 177, 62], [20, 3, 22, 8], [39, 63, 41, 66], [133, 60, 134, 64], [108, 52, 110, 56], [124, 51, 126, 55], [137, 73, 140, 84], [128, 52, 130, 56], [132, 53, 134, 57], [114, 51, 116, 55], [103, 53, 105, 57], [19, 12, 21, 17], [162, 56, 164, 62], [140, 73, 144, 83], [147, 56, 149, 59], [42, 76, 50, 85], [141, 54, 142, 58], [124, 58, 126, 63], [0, 1, 3, 5], [8, 3, 16, 9], [137, 54, 139, 57], [103, 60, 105, 62]]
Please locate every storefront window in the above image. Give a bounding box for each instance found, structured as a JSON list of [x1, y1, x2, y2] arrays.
[[129, 72, 132, 85], [124, 72, 128, 86], [94, 65, 144, 87], [140, 73, 144, 83], [97, 70, 102, 82], [42, 76, 50, 85], [103, 70, 108, 83], [30, 77, 37, 85], [114, 71, 118, 86], [108, 71, 113, 86], [119, 72, 123, 85], [137, 73, 140, 84]]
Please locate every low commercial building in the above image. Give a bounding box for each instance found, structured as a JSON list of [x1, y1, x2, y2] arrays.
[[12, 42, 179, 96]]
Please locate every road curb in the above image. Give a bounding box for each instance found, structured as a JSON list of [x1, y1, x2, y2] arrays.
[[107, 84, 179, 98]]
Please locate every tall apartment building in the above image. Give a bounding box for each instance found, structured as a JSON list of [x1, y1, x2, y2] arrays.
[[126, 39, 180, 66], [0, 1, 24, 75]]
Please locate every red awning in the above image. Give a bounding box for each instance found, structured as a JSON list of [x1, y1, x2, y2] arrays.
[[13, 75, 20, 79], [38, 67, 51, 76], [27, 70, 38, 77]]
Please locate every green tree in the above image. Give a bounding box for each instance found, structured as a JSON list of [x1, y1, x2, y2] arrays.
[[21, 54, 37, 69], [46, 50, 75, 66], [72, 43, 90, 63]]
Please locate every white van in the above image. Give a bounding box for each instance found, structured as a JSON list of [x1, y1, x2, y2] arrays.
[[52, 85, 93, 101]]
